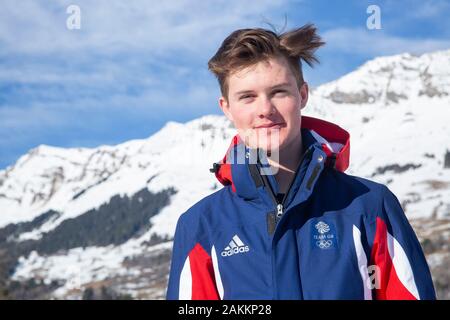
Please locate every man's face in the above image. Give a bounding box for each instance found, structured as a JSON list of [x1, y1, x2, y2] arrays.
[[219, 56, 308, 153]]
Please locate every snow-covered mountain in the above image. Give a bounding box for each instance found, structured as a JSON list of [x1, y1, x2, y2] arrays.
[[1, 48, 449, 299], [313, 50, 449, 105]]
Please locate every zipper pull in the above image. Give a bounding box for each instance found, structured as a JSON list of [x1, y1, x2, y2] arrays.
[[267, 212, 277, 235], [277, 203, 283, 218]]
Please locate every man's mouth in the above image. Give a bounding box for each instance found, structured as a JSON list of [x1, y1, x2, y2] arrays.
[[254, 122, 285, 129]]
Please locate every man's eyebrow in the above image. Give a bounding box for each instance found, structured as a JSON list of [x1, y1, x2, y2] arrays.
[[234, 82, 291, 96]]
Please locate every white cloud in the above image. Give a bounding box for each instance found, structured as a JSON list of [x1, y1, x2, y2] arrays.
[[406, 0, 450, 19], [322, 27, 450, 56], [0, 0, 290, 131], [0, 0, 288, 56]]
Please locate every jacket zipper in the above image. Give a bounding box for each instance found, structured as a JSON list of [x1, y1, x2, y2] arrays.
[[259, 148, 312, 235]]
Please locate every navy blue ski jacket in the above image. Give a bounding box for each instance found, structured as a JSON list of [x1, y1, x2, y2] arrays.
[[166, 116, 436, 300]]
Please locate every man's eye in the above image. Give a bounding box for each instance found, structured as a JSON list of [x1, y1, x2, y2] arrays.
[[240, 95, 254, 100], [273, 89, 286, 95]]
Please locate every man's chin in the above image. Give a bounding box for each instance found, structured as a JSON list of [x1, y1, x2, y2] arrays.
[[255, 144, 282, 157], [244, 136, 286, 154]]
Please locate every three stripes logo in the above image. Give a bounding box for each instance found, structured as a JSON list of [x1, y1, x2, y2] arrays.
[[221, 235, 249, 257]]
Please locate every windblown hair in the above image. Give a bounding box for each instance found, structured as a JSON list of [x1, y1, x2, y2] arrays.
[[208, 23, 325, 100]]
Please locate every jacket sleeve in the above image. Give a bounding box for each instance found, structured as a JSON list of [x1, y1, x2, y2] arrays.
[[369, 186, 436, 300], [166, 213, 221, 300]]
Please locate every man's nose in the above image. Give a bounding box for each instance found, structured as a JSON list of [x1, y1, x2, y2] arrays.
[[257, 96, 275, 117]]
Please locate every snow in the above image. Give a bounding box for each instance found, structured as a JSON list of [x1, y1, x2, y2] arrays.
[[12, 235, 173, 299]]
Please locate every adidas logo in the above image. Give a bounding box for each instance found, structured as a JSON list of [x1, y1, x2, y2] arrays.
[[221, 235, 249, 257]]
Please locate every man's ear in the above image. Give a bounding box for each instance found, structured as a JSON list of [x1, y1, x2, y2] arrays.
[[219, 96, 234, 122], [299, 82, 309, 110]]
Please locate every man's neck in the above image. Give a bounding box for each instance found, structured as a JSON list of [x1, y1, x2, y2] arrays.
[[267, 136, 303, 194]]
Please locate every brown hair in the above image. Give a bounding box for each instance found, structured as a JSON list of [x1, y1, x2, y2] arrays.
[[208, 23, 325, 100]]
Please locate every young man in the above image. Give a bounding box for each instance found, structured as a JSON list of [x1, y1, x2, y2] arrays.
[[166, 24, 436, 300]]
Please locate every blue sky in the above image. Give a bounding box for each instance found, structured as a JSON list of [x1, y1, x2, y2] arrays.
[[1, 0, 449, 169]]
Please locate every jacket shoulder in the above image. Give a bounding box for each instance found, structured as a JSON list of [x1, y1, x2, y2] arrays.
[[343, 172, 397, 202], [319, 168, 395, 218], [322, 167, 390, 197]]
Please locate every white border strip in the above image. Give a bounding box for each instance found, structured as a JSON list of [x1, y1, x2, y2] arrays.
[[352, 225, 373, 300], [179, 256, 192, 299], [211, 245, 224, 299], [387, 231, 420, 299]]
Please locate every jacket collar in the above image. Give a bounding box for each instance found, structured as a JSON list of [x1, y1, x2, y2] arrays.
[[210, 116, 350, 200]]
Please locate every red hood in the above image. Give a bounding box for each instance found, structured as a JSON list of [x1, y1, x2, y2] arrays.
[[211, 116, 350, 192]]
